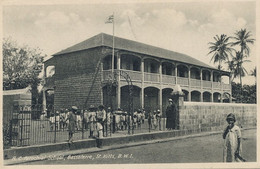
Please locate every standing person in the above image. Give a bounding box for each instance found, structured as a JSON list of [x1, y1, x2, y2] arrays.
[[152, 110, 158, 130], [137, 109, 142, 129], [55, 111, 60, 131], [59, 109, 66, 131], [49, 113, 55, 131], [97, 105, 106, 136], [223, 113, 243, 162], [64, 109, 70, 129], [166, 98, 175, 130], [148, 110, 152, 130], [106, 107, 112, 136], [157, 109, 162, 131], [76, 110, 82, 131], [66, 106, 77, 147], [115, 108, 121, 131], [88, 105, 97, 138], [83, 110, 89, 130], [40, 110, 46, 128], [141, 108, 145, 124]]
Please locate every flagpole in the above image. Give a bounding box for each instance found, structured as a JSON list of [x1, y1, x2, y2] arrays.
[[112, 12, 115, 81]]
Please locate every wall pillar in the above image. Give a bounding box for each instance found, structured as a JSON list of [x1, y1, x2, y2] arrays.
[[188, 66, 191, 102], [141, 59, 144, 108], [159, 62, 162, 112], [159, 88, 162, 113], [200, 69, 203, 102], [220, 73, 223, 103], [211, 70, 214, 102], [175, 63, 178, 84], [117, 54, 121, 108], [42, 88, 46, 112], [229, 74, 232, 103]]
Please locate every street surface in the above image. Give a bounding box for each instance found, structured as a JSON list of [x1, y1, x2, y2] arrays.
[[25, 129, 256, 164]]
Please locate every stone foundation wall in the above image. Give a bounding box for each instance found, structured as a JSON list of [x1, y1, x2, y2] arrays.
[[179, 102, 256, 131]]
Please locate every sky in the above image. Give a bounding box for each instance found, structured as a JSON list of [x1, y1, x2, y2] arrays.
[[2, 0, 257, 85]]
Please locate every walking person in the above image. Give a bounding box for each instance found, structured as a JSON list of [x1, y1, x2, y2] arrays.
[[223, 113, 243, 162], [66, 106, 77, 148]]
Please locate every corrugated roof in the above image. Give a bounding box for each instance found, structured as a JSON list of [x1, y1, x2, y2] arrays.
[[3, 87, 31, 95], [53, 33, 223, 71]]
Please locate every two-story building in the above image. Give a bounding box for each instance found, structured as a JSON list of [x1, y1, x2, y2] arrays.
[[43, 33, 231, 113]]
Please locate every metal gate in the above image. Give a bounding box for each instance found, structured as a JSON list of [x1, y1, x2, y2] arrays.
[[10, 105, 31, 147]]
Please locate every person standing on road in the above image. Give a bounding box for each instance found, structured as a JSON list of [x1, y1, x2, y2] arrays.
[[66, 106, 77, 147], [223, 113, 242, 162], [166, 98, 174, 130]]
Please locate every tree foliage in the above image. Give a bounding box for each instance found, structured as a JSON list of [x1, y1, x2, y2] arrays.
[[3, 37, 46, 90], [232, 82, 256, 104], [208, 34, 234, 70]]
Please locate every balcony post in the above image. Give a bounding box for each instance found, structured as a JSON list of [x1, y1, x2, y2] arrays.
[[159, 88, 162, 114], [220, 73, 223, 103], [117, 53, 121, 108], [159, 61, 162, 113], [175, 63, 178, 84], [188, 66, 191, 102], [211, 70, 214, 102], [141, 59, 144, 108], [200, 69, 203, 102], [42, 66, 47, 112], [229, 74, 232, 103]]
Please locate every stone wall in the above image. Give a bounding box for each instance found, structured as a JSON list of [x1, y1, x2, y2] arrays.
[[179, 102, 256, 131]]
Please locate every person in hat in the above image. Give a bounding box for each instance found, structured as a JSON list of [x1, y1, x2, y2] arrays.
[[223, 113, 242, 162], [66, 106, 77, 147], [165, 98, 176, 130]]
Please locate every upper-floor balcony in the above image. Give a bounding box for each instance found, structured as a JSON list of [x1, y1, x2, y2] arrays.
[[102, 69, 231, 91]]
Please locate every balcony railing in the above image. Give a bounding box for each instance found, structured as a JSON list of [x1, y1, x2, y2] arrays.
[[190, 79, 201, 87], [177, 77, 189, 86], [203, 81, 212, 89], [144, 72, 160, 82], [213, 82, 221, 89], [101, 70, 231, 91], [162, 75, 176, 84], [223, 83, 231, 90], [121, 69, 142, 81]]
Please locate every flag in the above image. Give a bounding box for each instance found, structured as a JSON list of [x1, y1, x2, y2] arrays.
[[105, 15, 114, 24]]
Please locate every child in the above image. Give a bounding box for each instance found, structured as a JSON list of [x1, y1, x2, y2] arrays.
[[223, 113, 242, 162]]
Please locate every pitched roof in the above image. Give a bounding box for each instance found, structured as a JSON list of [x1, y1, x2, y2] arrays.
[[53, 33, 223, 71]]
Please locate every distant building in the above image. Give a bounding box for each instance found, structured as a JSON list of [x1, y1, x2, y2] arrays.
[[43, 33, 231, 112], [3, 87, 32, 124]]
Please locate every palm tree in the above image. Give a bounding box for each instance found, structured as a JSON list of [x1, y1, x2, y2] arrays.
[[232, 29, 255, 57], [208, 34, 234, 70], [233, 51, 251, 102]]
